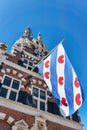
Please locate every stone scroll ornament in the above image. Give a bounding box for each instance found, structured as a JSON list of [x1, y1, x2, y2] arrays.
[[38, 121, 44, 130]]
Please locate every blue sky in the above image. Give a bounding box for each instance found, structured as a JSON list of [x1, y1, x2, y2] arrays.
[[0, 0, 87, 129]]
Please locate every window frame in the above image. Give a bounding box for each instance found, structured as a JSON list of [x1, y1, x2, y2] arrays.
[[34, 50, 45, 59], [23, 58, 34, 69], [1, 74, 21, 101], [32, 85, 47, 111]]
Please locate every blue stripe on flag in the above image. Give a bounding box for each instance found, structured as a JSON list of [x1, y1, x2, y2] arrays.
[[50, 46, 60, 105], [38, 62, 44, 77], [64, 53, 74, 115]]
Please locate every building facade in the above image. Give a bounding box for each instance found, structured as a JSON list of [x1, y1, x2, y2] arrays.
[[0, 27, 83, 130]]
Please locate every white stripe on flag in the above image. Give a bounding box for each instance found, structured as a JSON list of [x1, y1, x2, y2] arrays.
[[72, 68, 82, 111], [43, 55, 52, 92], [57, 44, 69, 116]]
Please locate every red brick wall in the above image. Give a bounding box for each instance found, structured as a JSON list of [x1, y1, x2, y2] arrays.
[[0, 120, 11, 130], [0, 106, 79, 130], [46, 120, 77, 130], [0, 106, 35, 128]]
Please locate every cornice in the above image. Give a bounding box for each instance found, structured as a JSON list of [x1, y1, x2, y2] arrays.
[[0, 97, 83, 130], [0, 54, 43, 80]]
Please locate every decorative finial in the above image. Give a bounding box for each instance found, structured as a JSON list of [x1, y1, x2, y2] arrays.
[[22, 26, 32, 39], [38, 32, 42, 41]]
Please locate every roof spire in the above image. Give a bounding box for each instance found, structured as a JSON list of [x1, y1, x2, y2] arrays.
[[22, 26, 32, 39]]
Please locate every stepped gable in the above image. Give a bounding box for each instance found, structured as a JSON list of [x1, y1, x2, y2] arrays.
[[12, 27, 48, 58]]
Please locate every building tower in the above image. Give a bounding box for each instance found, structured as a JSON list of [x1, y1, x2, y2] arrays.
[[0, 27, 83, 130]]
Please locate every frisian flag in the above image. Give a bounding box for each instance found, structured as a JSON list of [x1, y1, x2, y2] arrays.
[[38, 43, 83, 116]]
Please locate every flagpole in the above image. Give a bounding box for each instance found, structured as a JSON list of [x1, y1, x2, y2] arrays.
[[32, 39, 64, 71]]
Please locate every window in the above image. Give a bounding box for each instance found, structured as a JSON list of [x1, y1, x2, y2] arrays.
[[33, 99, 38, 108], [24, 59, 28, 64], [9, 91, 17, 101], [3, 76, 11, 87], [0, 75, 21, 101], [40, 101, 45, 111], [34, 50, 45, 59], [32, 86, 47, 111], [12, 80, 20, 90], [33, 87, 38, 97], [40, 90, 46, 100], [20, 58, 34, 70], [0, 87, 8, 97]]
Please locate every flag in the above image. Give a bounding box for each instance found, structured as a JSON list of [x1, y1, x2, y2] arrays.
[[38, 43, 83, 116]]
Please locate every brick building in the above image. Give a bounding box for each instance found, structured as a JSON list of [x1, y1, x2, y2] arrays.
[[0, 27, 83, 130]]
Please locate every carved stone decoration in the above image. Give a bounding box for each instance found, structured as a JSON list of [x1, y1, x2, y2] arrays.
[[38, 121, 44, 130], [21, 78, 26, 81], [13, 70, 17, 75], [25, 55, 27, 58], [32, 79, 36, 84], [43, 83, 47, 88], [38, 80, 42, 85], [1, 69, 5, 74], [6, 68, 11, 73], [7, 116, 14, 124], [12, 119, 29, 130], [35, 116, 47, 130], [12, 125, 18, 130], [0, 112, 6, 120], [18, 73, 23, 78]]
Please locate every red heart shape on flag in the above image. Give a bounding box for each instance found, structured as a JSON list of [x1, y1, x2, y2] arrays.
[[45, 60, 50, 68], [61, 97, 68, 107], [75, 93, 81, 106], [58, 55, 64, 63], [58, 77, 64, 85], [74, 77, 80, 88], [44, 72, 50, 79]]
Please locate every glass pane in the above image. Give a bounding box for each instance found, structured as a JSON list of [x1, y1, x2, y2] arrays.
[[18, 59, 23, 66], [40, 101, 45, 111], [0, 87, 8, 98], [12, 79, 20, 90], [9, 91, 16, 101], [66, 116, 70, 120], [33, 87, 38, 97], [29, 61, 33, 66], [28, 66, 32, 70], [23, 59, 28, 64], [33, 99, 37, 108], [40, 54, 43, 58], [40, 90, 46, 100], [3, 76, 11, 87]]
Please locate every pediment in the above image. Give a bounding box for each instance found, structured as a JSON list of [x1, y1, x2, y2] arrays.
[[15, 119, 28, 128]]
